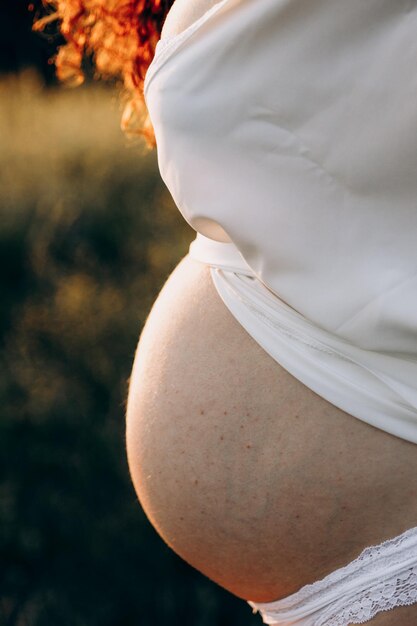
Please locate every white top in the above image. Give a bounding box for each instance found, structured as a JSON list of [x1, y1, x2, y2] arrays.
[[144, 0, 417, 445]]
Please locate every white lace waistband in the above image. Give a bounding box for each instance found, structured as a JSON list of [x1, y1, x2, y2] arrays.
[[247, 525, 417, 625]]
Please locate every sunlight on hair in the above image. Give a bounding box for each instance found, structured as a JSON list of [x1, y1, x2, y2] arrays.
[[31, 0, 175, 148]]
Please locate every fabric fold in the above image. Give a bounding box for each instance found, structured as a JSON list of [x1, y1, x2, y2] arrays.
[[145, 0, 417, 443]]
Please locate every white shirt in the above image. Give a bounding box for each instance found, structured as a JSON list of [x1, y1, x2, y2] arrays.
[[144, 0, 417, 444]]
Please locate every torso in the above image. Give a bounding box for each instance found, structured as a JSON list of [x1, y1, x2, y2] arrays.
[[127, 2, 417, 622], [126, 254, 417, 624]]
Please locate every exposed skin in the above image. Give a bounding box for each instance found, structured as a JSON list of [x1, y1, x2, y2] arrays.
[[127, 2, 417, 622], [126, 254, 417, 625]]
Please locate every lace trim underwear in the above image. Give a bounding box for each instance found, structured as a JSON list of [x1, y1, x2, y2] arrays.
[[247, 525, 417, 625]]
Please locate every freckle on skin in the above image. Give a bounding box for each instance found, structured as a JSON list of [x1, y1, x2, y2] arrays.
[[194, 479, 199, 485], [246, 444, 251, 449], [223, 411, 228, 415], [220, 436, 224, 440], [200, 409, 205, 415]]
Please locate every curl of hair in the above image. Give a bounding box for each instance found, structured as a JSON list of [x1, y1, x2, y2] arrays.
[[32, 0, 174, 149]]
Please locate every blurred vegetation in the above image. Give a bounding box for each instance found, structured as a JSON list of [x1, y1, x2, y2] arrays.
[[0, 70, 260, 626]]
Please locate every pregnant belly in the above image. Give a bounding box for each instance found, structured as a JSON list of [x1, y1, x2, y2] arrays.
[[125, 254, 417, 603]]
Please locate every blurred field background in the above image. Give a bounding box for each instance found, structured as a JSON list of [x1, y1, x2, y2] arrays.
[[0, 2, 260, 624]]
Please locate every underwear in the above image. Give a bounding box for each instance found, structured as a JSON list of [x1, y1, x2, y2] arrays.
[[246, 525, 417, 625]]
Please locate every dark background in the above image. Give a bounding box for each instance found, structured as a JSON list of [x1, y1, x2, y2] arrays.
[[0, 2, 260, 624], [1, 0, 63, 82]]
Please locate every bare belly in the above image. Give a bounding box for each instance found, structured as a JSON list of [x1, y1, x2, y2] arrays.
[[125, 254, 417, 620]]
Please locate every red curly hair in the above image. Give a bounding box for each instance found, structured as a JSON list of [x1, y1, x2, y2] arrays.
[[32, 0, 175, 148]]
